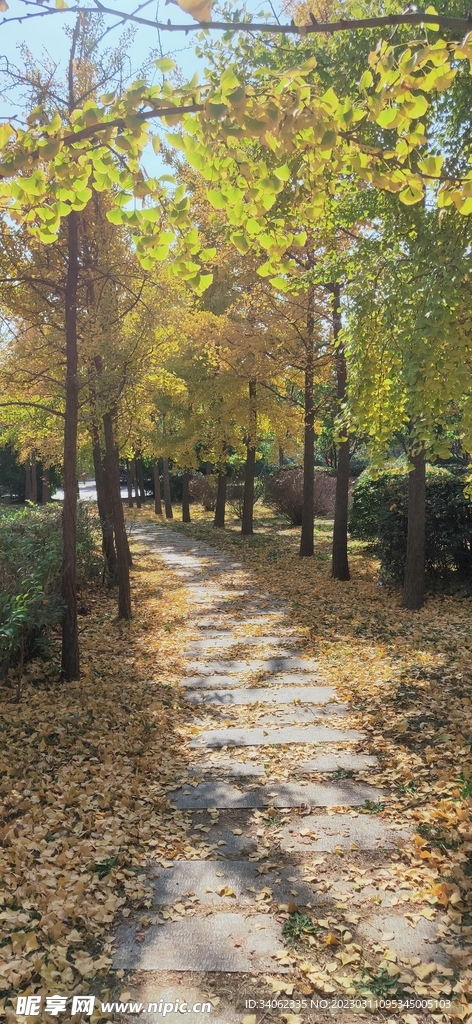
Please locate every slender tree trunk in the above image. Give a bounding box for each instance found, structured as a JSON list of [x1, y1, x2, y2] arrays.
[[242, 379, 257, 536], [137, 456, 145, 504], [25, 459, 32, 502], [214, 470, 227, 528], [153, 459, 162, 515], [205, 461, 212, 476], [131, 458, 141, 509], [300, 289, 315, 557], [31, 455, 38, 503], [103, 411, 132, 619], [162, 458, 173, 519], [331, 283, 350, 581], [182, 471, 191, 523], [127, 459, 133, 508], [41, 466, 51, 504], [403, 447, 426, 610], [92, 427, 117, 583], [61, 209, 80, 680], [278, 446, 284, 469]]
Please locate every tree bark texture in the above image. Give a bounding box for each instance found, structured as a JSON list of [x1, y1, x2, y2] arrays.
[[403, 447, 426, 610], [31, 455, 38, 503], [127, 459, 133, 507], [131, 458, 141, 508], [331, 282, 350, 581], [162, 458, 173, 519], [25, 459, 32, 502], [214, 471, 227, 528], [137, 456, 145, 503], [182, 471, 191, 523], [41, 466, 51, 504], [153, 459, 162, 515], [241, 380, 257, 536], [103, 410, 132, 619], [61, 209, 80, 681], [92, 427, 117, 583], [300, 288, 315, 557]]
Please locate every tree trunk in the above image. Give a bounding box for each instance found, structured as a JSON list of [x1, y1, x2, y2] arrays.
[[331, 283, 350, 581], [278, 446, 284, 469], [41, 466, 51, 504], [182, 471, 191, 523], [61, 209, 80, 681], [92, 427, 117, 583], [403, 447, 426, 610], [31, 455, 38, 503], [25, 458, 32, 502], [137, 456, 145, 504], [300, 290, 315, 557], [153, 459, 162, 515], [162, 458, 173, 519], [103, 411, 132, 619], [131, 458, 141, 509], [127, 459, 133, 508], [214, 470, 227, 528], [205, 461, 212, 476], [242, 379, 257, 536]]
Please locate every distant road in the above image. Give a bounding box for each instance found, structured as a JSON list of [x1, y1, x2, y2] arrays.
[[54, 480, 129, 502]]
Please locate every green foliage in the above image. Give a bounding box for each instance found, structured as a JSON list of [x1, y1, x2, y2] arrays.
[[349, 465, 472, 581], [0, 503, 101, 677]]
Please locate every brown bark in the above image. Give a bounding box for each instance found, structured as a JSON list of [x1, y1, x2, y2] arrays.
[[25, 459, 32, 502], [41, 466, 51, 504], [61, 208, 80, 681], [137, 456, 145, 503], [241, 379, 257, 536], [103, 410, 132, 618], [31, 455, 38, 503], [300, 288, 315, 557], [126, 459, 133, 507], [278, 446, 284, 469], [153, 459, 162, 515], [92, 426, 117, 583], [331, 283, 350, 581], [131, 458, 141, 508], [214, 470, 227, 528], [182, 471, 191, 523], [403, 447, 426, 610], [162, 458, 173, 519]]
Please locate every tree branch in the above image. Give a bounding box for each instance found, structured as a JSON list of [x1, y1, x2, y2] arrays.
[[1, 3, 470, 37], [0, 401, 65, 418]]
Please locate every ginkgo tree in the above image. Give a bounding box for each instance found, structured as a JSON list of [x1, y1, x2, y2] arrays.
[[1, 4, 471, 675]]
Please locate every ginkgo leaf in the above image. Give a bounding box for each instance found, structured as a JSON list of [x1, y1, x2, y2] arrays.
[[176, 0, 212, 21]]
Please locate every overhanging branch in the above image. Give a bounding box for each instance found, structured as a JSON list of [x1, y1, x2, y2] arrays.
[[1, 3, 471, 37]]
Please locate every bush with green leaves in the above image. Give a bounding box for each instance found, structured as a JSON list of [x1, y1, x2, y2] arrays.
[[349, 465, 472, 582], [0, 502, 102, 678]]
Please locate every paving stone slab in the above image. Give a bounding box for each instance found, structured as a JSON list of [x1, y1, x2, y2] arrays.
[[296, 753, 379, 772], [185, 636, 295, 654], [186, 685, 335, 706], [150, 859, 319, 907], [183, 658, 321, 677], [122, 980, 239, 1024], [357, 913, 448, 964], [190, 724, 364, 748], [168, 779, 384, 809], [113, 913, 286, 972], [279, 813, 409, 852], [187, 760, 266, 777]]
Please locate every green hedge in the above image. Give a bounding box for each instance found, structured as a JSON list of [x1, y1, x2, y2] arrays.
[[0, 503, 101, 678], [349, 465, 472, 582]]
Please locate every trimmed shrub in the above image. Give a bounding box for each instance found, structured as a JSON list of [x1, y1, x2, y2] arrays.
[[0, 503, 101, 678], [189, 475, 217, 511], [266, 468, 338, 526], [226, 478, 265, 521], [349, 465, 472, 581]]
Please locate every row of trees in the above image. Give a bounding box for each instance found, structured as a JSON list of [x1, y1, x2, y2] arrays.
[[0, 1, 471, 678]]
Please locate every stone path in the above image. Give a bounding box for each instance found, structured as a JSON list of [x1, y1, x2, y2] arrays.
[[115, 524, 447, 1023]]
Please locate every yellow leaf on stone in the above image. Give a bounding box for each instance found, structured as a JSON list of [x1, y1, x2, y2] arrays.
[[413, 963, 437, 981]]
